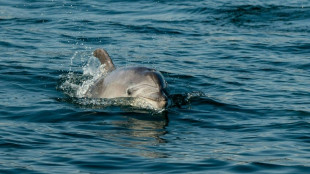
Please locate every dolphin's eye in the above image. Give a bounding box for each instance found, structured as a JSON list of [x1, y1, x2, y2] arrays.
[[127, 89, 132, 95]]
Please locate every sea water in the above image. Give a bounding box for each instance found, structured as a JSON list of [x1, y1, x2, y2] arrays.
[[1, 0, 310, 173]]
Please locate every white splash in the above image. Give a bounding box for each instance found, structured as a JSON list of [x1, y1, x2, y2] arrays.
[[76, 56, 109, 98]]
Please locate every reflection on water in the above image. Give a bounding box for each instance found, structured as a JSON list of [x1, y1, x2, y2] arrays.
[[2, 0, 310, 173], [96, 112, 169, 158]]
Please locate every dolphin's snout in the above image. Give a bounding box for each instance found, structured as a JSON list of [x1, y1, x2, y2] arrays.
[[158, 97, 168, 108], [140, 90, 168, 109], [155, 92, 168, 108], [147, 91, 168, 102], [156, 91, 168, 108]]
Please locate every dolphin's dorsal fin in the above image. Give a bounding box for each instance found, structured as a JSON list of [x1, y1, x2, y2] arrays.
[[93, 48, 116, 73]]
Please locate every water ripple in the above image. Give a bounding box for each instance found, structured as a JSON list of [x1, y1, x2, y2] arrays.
[[1, 0, 310, 173]]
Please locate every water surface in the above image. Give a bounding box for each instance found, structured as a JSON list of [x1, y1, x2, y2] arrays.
[[1, 0, 310, 173]]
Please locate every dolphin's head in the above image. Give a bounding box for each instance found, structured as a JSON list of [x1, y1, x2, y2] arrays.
[[125, 68, 168, 110], [87, 49, 169, 110]]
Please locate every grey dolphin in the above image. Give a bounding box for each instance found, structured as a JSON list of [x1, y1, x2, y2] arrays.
[[85, 48, 168, 109]]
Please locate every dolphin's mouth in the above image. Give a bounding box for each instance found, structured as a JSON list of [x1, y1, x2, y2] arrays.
[[127, 84, 168, 109], [142, 92, 167, 101], [139, 92, 168, 109], [129, 84, 167, 101]]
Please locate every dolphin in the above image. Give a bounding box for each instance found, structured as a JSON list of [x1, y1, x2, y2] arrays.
[[84, 48, 168, 109]]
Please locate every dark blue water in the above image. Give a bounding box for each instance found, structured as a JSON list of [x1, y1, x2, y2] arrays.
[[1, 0, 310, 173]]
